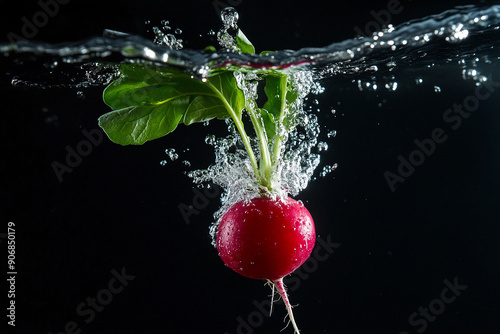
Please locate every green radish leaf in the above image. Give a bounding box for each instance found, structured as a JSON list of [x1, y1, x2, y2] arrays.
[[283, 90, 298, 131], [100, 64, 245, 145], [259, 108, 276, 144], [98, 101, 186, 146], [103, 65, 192, 110], [263, 74, 284, 119], [98, 28, 302, 192], [286, 89, 298, 105], [182, 95, 228, 125], [263, 73, 299, 131], [235, 29, 255, 54], [206, 71, 245, 120], [259, 50, 275, 56]]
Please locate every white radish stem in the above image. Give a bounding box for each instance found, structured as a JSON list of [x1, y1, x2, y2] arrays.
[[272, 278, 300, 334]]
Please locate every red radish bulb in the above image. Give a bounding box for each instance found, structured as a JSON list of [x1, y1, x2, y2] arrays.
[[216, 196, 316, 333]]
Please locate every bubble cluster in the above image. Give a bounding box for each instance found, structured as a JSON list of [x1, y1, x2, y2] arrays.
[[327, 130, 337, 138], [217, 7, 240, 50], [165, 148, 179, 161], [319, 163, 338, 178], [150, 20, 184, 50]]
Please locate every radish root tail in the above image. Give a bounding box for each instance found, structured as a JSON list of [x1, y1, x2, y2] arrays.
[[266, 279, 276, 316], [272, 278, 300, 334]]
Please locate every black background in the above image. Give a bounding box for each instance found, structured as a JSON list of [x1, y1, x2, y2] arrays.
[[1, 0, 500, 333]]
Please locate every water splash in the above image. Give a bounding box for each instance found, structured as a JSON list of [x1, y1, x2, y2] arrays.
[[3, 5, 500, 85], [189, 118, 263, 236]]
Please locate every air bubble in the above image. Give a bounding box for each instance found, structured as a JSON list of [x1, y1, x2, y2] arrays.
[[205, 135, 216, 145], [165, 148, 179, 161], [385, 82, 398, 91], [327, 130, 337, 138], [317, 142, 328, 152]]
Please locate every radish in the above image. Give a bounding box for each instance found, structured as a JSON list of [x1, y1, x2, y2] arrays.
[[99, 16, 322, 333], [216, 196, 316, 333]]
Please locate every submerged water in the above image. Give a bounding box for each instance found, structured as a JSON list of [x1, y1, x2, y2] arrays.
[[2, 4, 500, 221]]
